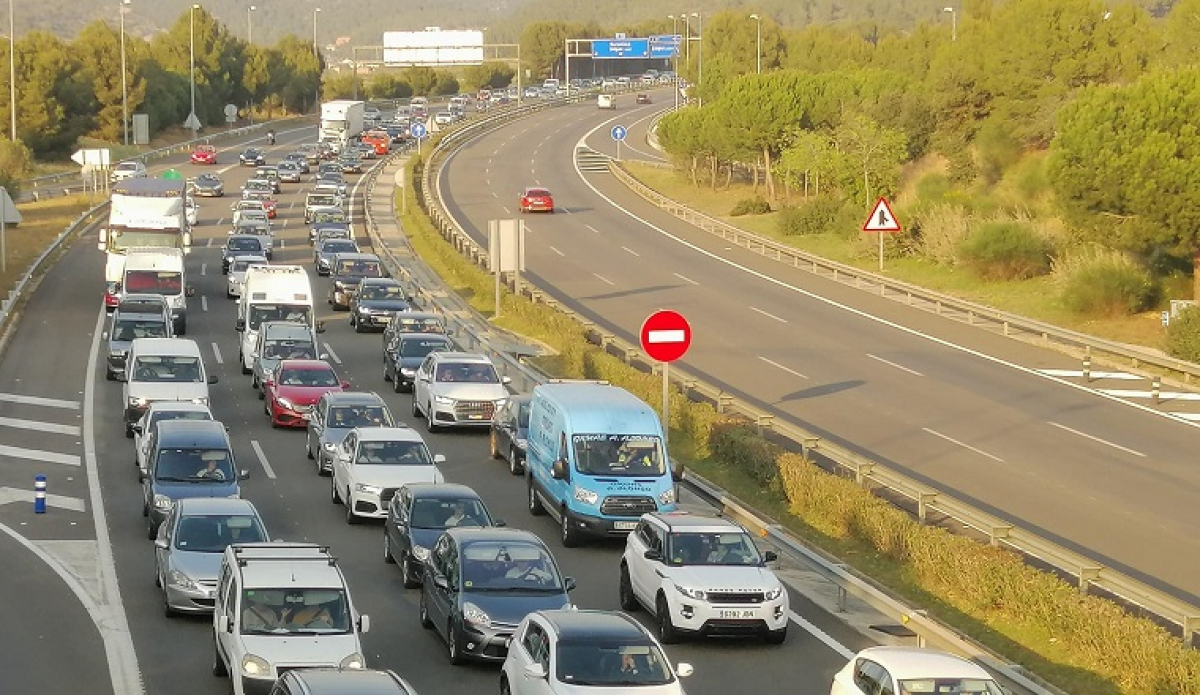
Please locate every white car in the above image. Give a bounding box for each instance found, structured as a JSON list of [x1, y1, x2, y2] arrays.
[[330, 427, 445, 524], [110, 160, 147, 182], [226, 255, 268, 299], [231, 201, 270, 228], [619, 512, 788, 644], [411, 352, 510, 432], [501, 609, 693, 695], [184, 196, 199, 226], [131, 401, 214, 475], [830, 646, 1005, 695]]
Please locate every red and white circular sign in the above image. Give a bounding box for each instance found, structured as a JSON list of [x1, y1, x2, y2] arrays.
[[640, 310, 692, 362]]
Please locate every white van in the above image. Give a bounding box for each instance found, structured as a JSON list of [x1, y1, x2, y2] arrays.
[[212, 543, 369, 694], [597, 93, 616, 110], [236, 265, 321, 375], [120, 338, 218, 437]]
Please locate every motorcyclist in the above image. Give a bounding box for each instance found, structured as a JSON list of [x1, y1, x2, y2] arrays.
[[267, 129, 275, 145]]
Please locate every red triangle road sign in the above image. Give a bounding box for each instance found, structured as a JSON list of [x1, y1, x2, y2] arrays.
[[862, 197, 901, 233]]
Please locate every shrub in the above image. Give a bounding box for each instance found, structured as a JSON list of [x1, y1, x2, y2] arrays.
[[778, 197, 851, 237], [1053, 245, 1159, 317], [959, 220, 1051, 280], [0, 139, 33, 201], [730, 196, 771, 217], [709, 420, 780, 491], [913, 203, 970, 265], [1165, 306, 1200, 362]]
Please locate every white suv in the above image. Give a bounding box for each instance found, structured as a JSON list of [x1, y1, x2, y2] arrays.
[[330, 427, 445, 524], [411, 352, 510, 432], [619, 512, 789, 644]]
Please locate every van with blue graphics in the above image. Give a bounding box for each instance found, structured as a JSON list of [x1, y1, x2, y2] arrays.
[[525, 381, 679, 547]]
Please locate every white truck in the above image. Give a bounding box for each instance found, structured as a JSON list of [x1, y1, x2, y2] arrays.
[[121, 248, 191, 335], [236, 265, 322, 375], [319, 100, 366, 154], [100, 178, 192, 312]]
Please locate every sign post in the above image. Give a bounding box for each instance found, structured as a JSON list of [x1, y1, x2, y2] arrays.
[[862, 197, 901, 271], [639, 310, 692, 456], [410, 122, 427, 157], [611, 125, 627, 161], [224, 104, 238, 132]]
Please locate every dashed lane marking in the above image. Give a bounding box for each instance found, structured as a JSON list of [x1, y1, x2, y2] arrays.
[[0, 416, 80, 436], [0, 444, 81, 466], [0, 393, 80, 409]]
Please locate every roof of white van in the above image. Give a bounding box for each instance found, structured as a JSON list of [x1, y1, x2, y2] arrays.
[[128, 338, 203, 356]]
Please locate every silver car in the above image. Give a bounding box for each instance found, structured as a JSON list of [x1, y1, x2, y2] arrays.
[[154, 497, 269, 615], [306, 391, 397, 474], [225, 255, 268, 299]]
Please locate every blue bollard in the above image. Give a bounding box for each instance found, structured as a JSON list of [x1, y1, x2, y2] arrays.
[[34, 475, 46, 514]]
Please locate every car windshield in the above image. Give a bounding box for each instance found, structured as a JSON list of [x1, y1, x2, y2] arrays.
[[262, 341, 316, 360], [525, 189, 551, 198], [435, 362, 498, 384], [898, 679, 1005, 695], [555, 643, 674, 687], [173, 514, 266, 552], [309, 195, 337, 207], [666, 531, 763, 566], [312, 211, 345, 223], [133, 356, 202, 383], [335, 260, 382, 278], [326, 405, 392, 428], [398, 338, 449, 359], [112, 319, 167, 342], [460, 541, 562, 591], [359, 284, 404, 300], [355, 440, 431, 465], [277, 367, 338, 387], [239, 589, 351, 635], [231, 258, 262, 273], [154, 448, 233, 482], [125, 270, 182, 296], [228, 238, 261, 251], [409, 497, 489, 529], [321, 241, 356, 254], [247, 305, 311, 331], [393, 318, 444, 334], [572, 435, 665, 477]]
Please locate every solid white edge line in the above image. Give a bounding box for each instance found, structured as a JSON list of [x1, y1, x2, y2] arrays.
[[789, 610, 855, 659], [250, 439, 278, 480], [867, 353, 924, 377], [324, 343, 342, 365], [922, 427, 1004, 463], [84, 305, 145, 694], [758, 356, 808, 380], [1049, 422, 1146, 458]]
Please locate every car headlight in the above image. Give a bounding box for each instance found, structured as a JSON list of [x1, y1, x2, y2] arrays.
[[168, 569, 199, 590], [494, 398, 507, 407], [322, 441, 337, 452], [276, 397, 295, 410], [516, 438, 528, 451], [433, 395, 454, 405], [412, 544, 430, 561], [676, 585, 707, 601], [128, 396, 147, 407], [354, 483, 382, 495], [339, 653, 366, 670], [462, 601, 491, 628], [153, 494, 173, 510], [400, 367, 416, 376], [240, 653, 270, 677], [658, 488, 676, 506], [573, 487, 598, 506], [765, 585, 784, 601], [356, 305, 370, 314], [334, 280, 345, 289], [111, 349, 128, 358]]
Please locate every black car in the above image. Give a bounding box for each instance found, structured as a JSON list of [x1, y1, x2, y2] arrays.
[[384, 124, 409, 143], [222, 234, 271, 273], [239, 148, 265, 166], [314, 238, 360, 276], [419, 528, 575, 665], [329, 253, 385, 310], [384, 333, 452, 392], [384, 483, 500, 588], [311, 222, 352, 247], [282, 151, 311, 174], [339, 156, 363, 174], [489, 394, 531, 475], [382, 312, 448, 356], [190, 173, 224, 197], [349, 278, 410, 332]]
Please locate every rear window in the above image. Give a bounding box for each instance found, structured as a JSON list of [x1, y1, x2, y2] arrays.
[[525, 189, 551, 197]]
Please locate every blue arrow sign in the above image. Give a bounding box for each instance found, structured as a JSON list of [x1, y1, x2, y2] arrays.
[[611, 125, 628, 142], [593, 39, 651, 59], [410, 122, 427, 139]]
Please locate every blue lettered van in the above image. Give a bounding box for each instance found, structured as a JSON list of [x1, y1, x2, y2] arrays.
[[525, 381, 679, 547]]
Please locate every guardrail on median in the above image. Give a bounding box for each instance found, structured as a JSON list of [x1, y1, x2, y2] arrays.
[[362, 104, 1075, 695]]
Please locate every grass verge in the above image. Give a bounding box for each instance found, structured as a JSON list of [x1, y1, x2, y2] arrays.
[[0, 195, 101, 296]]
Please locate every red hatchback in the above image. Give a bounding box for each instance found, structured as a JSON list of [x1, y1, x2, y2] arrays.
[[519, 187, 554, 213], [190, 145, 218, 165], [262, 360, 348, 428]]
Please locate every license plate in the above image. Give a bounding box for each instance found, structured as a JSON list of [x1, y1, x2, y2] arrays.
[[468, 414, 484, 420], [301, 414, 311, 421], [377, 316, 391, 323], [613, 521, 638, 531], [718, 609, 756, 619]]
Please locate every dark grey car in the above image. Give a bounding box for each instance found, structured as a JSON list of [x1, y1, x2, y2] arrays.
[[349, 278, 410, 332], [222, 234, 271, 273], [106, 308, 172, 380], [328, 253, 384, 310], [384, 483, 500, 589], [384, 333, 452, 392], [489, 394, 531, 475], [305, 391, 397, 474], [314, 238, 360, 276]]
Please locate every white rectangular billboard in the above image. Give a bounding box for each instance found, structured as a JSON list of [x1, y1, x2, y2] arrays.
[[383, 29, 484, 66]]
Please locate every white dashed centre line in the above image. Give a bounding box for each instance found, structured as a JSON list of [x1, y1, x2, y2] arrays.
[[922, 428, 1004, 463], [585, 224, 600, 234], [867, 354, 923, 377], [200, 263, 207, 276], [757, 356, 808, 379], [250, 440, 278, 479], [593, 274, 615, 286], [621, 246, 640, 257], [210, 342, 224, 365], [549, 246, 565, 257], [1049, 422, 1145, 458], [324, 343, 342, 364], [201, 296, 208, 312], [751, 307, 787, 323], [673, 273, 698, 286]]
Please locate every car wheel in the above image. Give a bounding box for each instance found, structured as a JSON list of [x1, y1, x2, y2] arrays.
[[383, 364, 392, 382], [619, 564, 639, 611], [147, 522, 158, 540], [125, 423, 134, 439], [226, 291, 234, 300], [212, 641, 228, 678], [489, 432, 501, 459], [349, 313, 356, 327], [560, 508, 581, 548], [500, 676, 512, 695], [154, 562, 161, 588], [656, 595, 680, 644], [345, 494, 359, 524], [251, 373, 259, 390], [392, 375, 403, 393], [331, 475, 341, 505], [508, 448, 522, 476], [240, 357, 251, 376], [425, 405, 440, 432], [105, 370, 115, 382], [383, 532, 396, 564], [411, 395, 422, 418], [419, 590, 433, 629], [305, 433, 315, 460], [765, 625, 788, 645], [401, 551, 421, 589], [527, 477, 545, 516], [447, 620, 465, 666]]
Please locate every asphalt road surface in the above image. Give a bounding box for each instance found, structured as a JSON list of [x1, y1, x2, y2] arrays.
[[439, 89, 1200, 606]]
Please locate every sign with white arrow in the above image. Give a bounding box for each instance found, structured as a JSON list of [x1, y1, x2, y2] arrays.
[[610, 125, 628, 141]]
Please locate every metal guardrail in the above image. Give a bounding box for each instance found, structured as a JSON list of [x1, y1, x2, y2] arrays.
[[364, 102, 1075, 695]]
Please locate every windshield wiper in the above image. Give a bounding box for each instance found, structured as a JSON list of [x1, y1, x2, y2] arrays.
[[155, 476, 191, 482]]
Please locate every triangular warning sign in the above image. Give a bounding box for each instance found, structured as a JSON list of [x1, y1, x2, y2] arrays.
[[862, 197, 901, 232]]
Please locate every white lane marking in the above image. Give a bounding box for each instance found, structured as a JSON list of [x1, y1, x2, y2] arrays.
[[1040, 369, 1142, 381], [621, 246, 640, 257], [250, 440, 278, 480], [922, 428, 1004, 463], [758, 357, 808, 380], [216, 217, 225, 226], [751, 306, 787, 323], [594, 273, 615, 286], [549, 246, 565, 257], [647, 329, 686, 344], [1171, 412, 1200, 421], [585, 224, 600, 234], [206, 237, 213, 247], [278, 239, 286, 248], [1049, 422, 1146, 458], [868, 354, 924, 377], [211, 343, 224, 365], [673, 272, 698, 285], [491, 191, 498, 198], [0, 486, 85, 510], [200, 263, 207, 276], [201, 295, 209, 312], [0, 393, 80, 409], [789, 610, 854, 660], [1098, 388, 1200, 402], [502, 207, 511, 215], [324, 343, 342, 364], [82, 305, 145, 693], [0, 443, 81, 466], [0, 416, 80, 436]]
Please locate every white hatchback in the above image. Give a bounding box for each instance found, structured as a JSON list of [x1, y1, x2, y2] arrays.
[[830, 647, 1005, 695]]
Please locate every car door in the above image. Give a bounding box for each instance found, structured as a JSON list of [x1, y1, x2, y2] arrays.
[[630, 521, 662, 604], [516, 621, 554, 695], [393, 488, 413, 555], [135, 413, 155, 473], [333, 432, 358, 497], [141, 428, 159, 508], [214, 564, 236, 668], [308, 396, 327, 458], [495, 401, 515, 454], [154, 505, 176, 577], [414, 356, 435, 414], [426, 535, 453, 634]]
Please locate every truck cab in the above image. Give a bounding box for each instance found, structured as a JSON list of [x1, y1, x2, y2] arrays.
[[122, 247, 191, 335]]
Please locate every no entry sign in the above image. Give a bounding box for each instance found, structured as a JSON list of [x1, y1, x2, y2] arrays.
[[640, 310, 692, 362]]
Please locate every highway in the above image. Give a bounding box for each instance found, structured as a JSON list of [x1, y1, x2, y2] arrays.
[[0, 113, 871, 694], [438, 90, 1200, 605]]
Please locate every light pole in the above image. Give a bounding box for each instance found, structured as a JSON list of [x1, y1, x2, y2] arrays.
[[246, 5, 254, 44], [8, 0, 15, 141], [188, 3, 199, 136], [312, 7, 321, 110], [944, 6, 957, 42], [668, 15, 679, 109], [120, 0, 130, 145], [749, 14, 761, 74], [691, 12, 702, 106]]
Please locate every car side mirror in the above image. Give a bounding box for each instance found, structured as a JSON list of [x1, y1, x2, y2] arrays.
[[319, 353, 330, 360], [131, 424, 143, 435], [138, 470, 147, 482], [154, 537, 168, 549], [263, 380, 274, 388], [550, 459, 569, 481], [207, 375, 219, 384], [217, 615, 231, 633], [501, 376, 512, 385], [315, 321, 326, 333], [523, 663, 547, 680], [763, 550, 778, 563], [116, 372, 127, 382], [358, 614, 370, 634], [492, 518, 506, 527], [671, 468, 684, 483], [433, 454, 446, 464], [340, 380, 351, 389], [643, 549, 663, 562], [676, 663, 694, 678], [235, 319, 245, 331], [563, 576, 576, 592], [239, 470, 251, 481], [432, 573, 449, 591]]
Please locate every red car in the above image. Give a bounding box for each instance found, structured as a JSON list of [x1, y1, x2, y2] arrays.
[[190, 145, 218, 165], [262, 360, 348, 428], [519, 187, 554, 213], [242, 190, 278, 218]]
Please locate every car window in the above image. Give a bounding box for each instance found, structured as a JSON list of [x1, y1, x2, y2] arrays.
[[327, 405, 391, 428], [356, 440, 431, 465], [174, 514, 267, 552], [278, 367, 338, 387], [523, 622, 549, 668], [133, 356, 202, 383]]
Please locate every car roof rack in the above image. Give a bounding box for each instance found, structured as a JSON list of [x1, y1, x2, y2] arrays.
[[231, 543, 338, 567]]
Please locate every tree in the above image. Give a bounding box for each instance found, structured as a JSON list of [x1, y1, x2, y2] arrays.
[[712, 72, 809, 199], [462, 62, 516, 90], [75, 21, 145, 142], [1048, 68, 1200, 298], [13, 32, 89, 157], [402, 67, 437, 96], [519, 22, 574, 79], [0, 140, 33, 200], [1159, 0, 1200, 68], [367, 73, 412, 100], [831, 114, 908, 204], [776, 130, 837, 199]]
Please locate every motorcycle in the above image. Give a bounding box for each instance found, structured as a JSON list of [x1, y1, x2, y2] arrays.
[[267, 130, 276, 145]]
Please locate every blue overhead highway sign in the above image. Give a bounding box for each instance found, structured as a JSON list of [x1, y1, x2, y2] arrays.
[[593, 38, 650, 59], [650, 34, 683, 59]]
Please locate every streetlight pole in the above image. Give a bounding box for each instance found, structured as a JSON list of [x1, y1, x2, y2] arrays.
[[944, 6, 957, 42], [749, 14, 761, 74], [247, 5, 254, 44], [312, 7, 321, 110], [691, 12, 702, 106], [188, 3, 199, 136], [120, 0, 130, 145], [668, 15, 679, 110], [8, 0, 15, 141]]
